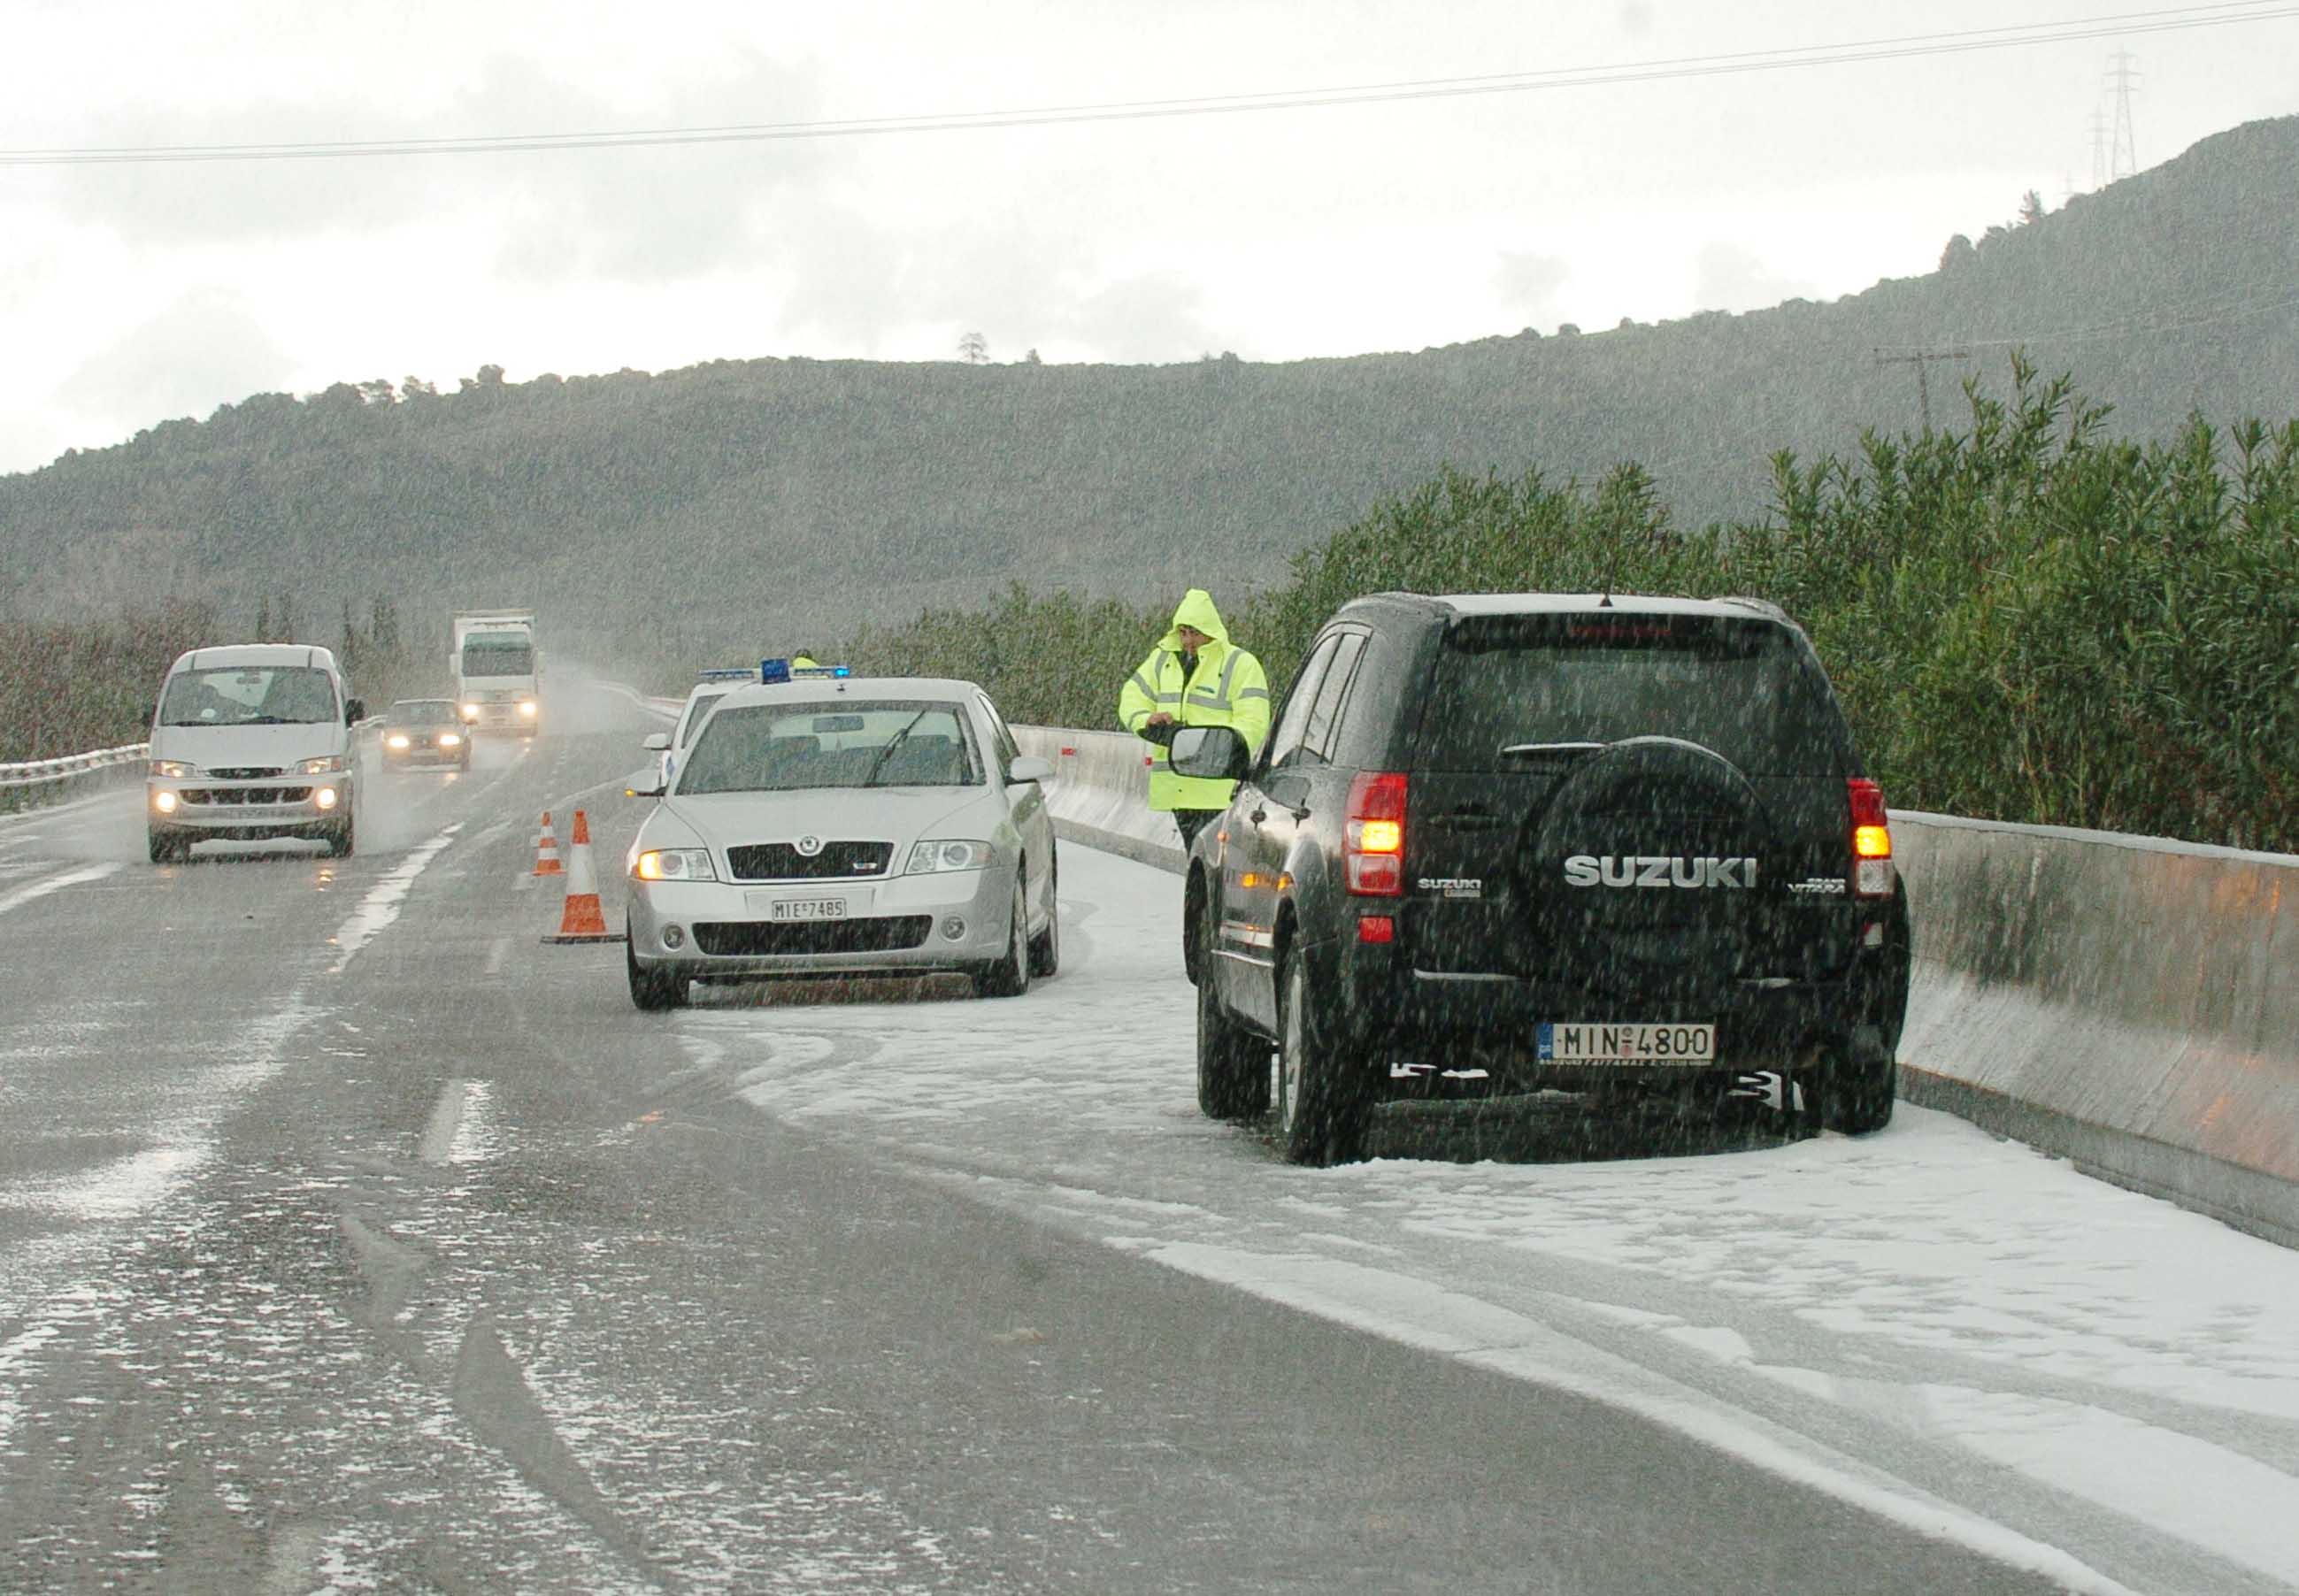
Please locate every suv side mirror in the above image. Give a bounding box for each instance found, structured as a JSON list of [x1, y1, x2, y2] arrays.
[[642, 733, 671, 752], [343, 697, 366, 725], [1170, 725, 1249, 780], [1008, 755, 1053, 783]]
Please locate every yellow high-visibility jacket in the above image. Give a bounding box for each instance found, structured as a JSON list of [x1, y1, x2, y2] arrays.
[[1117, 590, 1273, 812]]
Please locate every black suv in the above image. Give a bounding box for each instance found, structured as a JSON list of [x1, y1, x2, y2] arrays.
[[1172, 593, 1911, 1165]]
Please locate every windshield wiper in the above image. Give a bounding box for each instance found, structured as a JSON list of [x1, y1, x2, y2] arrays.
[[859, 711, 932, 788]]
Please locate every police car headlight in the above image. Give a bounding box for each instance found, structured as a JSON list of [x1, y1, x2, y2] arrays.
[[299, 756, 349, 774], [150, 760, 198, 778], [906, 840, 991, 873], [636, 848, 716, 883]]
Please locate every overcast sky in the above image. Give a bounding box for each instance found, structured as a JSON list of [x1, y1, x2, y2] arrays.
[[2, 0, 2292, 475]]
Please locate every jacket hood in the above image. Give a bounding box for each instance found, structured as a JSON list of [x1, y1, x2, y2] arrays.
[[1157, 589, 1230, 650]]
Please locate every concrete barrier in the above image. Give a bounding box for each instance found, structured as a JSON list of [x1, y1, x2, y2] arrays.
[[1893, 812, 2299, 1248], [1019, 725, 2299, 1247]]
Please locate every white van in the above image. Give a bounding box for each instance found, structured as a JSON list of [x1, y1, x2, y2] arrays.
[[145, 645, 365, 863]]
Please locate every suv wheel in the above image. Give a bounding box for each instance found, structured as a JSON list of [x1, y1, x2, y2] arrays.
[[974, 877, 1033, 998], [325, 804, 357, 859], [1275, 954, 1370, 1165], [1822, 1027, 1896, 1134], [1197, 958, 1271, 1120], [627, 925, 689, 1010], [147, 827, 188, 865]]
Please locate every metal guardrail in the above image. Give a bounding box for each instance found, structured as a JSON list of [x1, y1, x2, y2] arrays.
[[0, 743, 150, 791]]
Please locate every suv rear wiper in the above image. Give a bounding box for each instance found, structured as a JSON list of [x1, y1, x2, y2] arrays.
[[1498, 740, 1606, 759]]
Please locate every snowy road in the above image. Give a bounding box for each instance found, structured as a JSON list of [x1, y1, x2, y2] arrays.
[[1, 684, 2295, 1592]]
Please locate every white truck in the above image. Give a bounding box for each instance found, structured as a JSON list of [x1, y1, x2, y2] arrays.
[[450, 610, 542, 736]]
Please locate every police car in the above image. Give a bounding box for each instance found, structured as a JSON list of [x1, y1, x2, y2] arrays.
[[624, 661, 1061, 1009], [643, 667, 759, 789]]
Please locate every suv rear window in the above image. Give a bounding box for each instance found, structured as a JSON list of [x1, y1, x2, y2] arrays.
[[1415, 613, 1844, 777]]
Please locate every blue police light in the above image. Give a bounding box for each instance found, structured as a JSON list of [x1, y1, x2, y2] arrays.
[[697, 667, 757, 682], [795, 665, 852, 679], [759, 658, 791, 684]]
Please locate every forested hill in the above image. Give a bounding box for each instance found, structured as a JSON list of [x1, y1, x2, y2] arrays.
[[4, 114, 2294, 659]]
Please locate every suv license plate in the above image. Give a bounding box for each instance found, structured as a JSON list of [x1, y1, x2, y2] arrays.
[[765, 897, 849, 922], [1538, 1023, 1716, 1064]]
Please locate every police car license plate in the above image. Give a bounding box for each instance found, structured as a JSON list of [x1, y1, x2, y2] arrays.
[[1538, 1023, 1716, 1064], [752, 895, 849, 922]]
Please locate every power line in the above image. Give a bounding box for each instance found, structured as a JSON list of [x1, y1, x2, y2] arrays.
[[2, 2, 2293, 166]]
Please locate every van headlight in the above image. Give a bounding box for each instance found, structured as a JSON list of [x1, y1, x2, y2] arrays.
[[299, 756, 349, 774], [906, 840, 992, 873], [461, 703, 481, 720], [518, 700, 538, 718], [635, 848, 715, 882], [150, 760, 198, 778], [386, 733, 411, 750]]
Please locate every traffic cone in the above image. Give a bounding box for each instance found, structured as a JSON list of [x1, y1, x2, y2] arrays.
[[532, 811, 564, 876], [541, 810, 621, 943]]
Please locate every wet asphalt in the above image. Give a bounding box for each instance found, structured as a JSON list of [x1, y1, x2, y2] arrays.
[[0, 698, 2064, 1593]]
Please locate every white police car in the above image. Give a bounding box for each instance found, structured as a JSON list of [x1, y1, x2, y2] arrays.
[[624, 664, 1060, 1009]]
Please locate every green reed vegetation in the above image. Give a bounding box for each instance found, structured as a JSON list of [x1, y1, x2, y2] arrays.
[[859, 362, 2299, 852]]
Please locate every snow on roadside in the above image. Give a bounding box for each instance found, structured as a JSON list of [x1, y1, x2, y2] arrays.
[[685, 843, 2299, 1591]]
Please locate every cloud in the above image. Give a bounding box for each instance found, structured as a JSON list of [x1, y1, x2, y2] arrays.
[[57, 288, 297, 428], [53, 50, 843, 288], [1495, 251, 1570, 325], [1692, 241, 1818, 313]]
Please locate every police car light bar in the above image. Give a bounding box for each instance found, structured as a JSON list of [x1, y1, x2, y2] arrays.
[[697, 667, 757, 681], [760, 658, 852, 684]]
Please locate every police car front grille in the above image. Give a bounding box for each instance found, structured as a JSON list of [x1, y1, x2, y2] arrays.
[[726, 841, 894, 881], [694, 916, 932, 956], [206, 767, 284, 780]]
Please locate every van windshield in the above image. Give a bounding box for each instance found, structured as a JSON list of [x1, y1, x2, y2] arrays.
[[1417, 614, 1845, 777], [159, 667, 340, 727]]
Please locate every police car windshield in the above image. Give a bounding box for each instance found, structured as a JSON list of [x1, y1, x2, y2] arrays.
[[677, 702, 980, 794], [159, 667, 338, 727], [1419, 615, 1844, 778]]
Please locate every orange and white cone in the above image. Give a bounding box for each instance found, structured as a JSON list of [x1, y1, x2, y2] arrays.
[[532, 810, 564, 876], [541, 810, 620, 943]]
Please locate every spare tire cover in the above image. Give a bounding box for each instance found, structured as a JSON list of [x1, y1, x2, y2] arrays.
[[1522, 736, 1771, 1002]]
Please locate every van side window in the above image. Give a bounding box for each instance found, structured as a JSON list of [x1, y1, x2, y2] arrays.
[[1264, 633, 1342, 770]]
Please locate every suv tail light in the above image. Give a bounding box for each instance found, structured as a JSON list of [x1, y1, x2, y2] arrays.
[[1848, 778, 1893, 897], [1345, 771, 1408, 896]]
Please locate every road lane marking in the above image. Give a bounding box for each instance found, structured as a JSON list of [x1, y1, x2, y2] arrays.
[[327, 826, 460, 973], [0, 862, 122, 917], [419, 1078, 472, 1164]]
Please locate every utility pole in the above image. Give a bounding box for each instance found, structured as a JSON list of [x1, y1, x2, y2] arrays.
[[1874, 346, 1972, 434], [2106, 50, 2141, 180]]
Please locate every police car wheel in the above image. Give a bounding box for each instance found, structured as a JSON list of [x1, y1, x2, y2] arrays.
[[627, 928, 689, 1011], [1027, 854, 1060, 978], [974, 878, 1032, 998]]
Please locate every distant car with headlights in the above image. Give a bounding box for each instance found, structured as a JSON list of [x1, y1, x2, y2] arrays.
[[144, 644, 364, 863], [624, 671, 1059, 1009], [381, 698, 471, 771]]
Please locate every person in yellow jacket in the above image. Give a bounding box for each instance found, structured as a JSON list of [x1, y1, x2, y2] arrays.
[[1118, 589, 1273, 848]]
